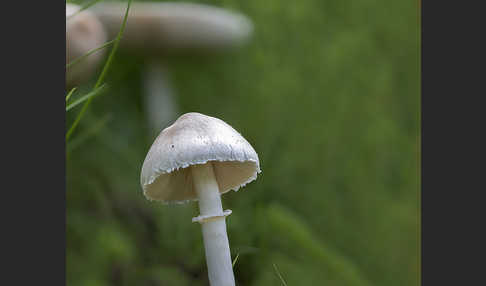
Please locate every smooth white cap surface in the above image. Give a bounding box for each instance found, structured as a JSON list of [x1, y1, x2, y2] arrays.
[[141, 112, 260, 203], [90, 2, 253, 53], [66, 3, 107, 87]]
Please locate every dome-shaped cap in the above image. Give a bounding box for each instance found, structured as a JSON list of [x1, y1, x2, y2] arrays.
[[141, 112, 261, 203], [90, 2, 253, 53], [66, 3, 107, 88]]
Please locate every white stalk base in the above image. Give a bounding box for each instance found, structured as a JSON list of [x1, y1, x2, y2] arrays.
[[191, 163, 236, 286]]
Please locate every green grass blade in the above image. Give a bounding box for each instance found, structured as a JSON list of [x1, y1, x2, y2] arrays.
[[66, 0, 132, 142], [66, 114, 112, 155], [66, 40, 115, 69], [232, 253, 240, 268], [65, 87, 77, 103], [92, 0, 131, 89], [273, 264, 288, 286], [267, 204, 372, 286], [66, 84, 108, 112], [66, 0, 105, 20]]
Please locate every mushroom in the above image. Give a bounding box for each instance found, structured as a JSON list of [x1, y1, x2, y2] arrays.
[[89, 2, 253, 133], [90, 2, 253, 52], [142, 62, 179, 135], [66, 3, 107, 89], [140, 112, 261, 286]]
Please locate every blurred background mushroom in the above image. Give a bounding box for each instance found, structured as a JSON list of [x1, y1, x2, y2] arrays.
[[90, 2, 253, 135], [66, 3, 107, 89], [142, 63, 178, 134]]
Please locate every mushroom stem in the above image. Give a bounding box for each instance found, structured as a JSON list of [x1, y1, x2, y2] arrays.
[[191, 163, 236, 286], [142, 62, 179, 136]]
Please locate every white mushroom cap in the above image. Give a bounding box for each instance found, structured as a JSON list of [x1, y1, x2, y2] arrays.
[[141, 112, 261, 203], [66, 3, 107, 88], [90, 2, 253, 54]]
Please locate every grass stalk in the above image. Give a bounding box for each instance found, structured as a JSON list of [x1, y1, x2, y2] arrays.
[[66, 40, 115, 69], [66, 84, 108, 112], [66, 0, 105, 20], [66, 0, 132, 142], [65, 87, 77, 103]]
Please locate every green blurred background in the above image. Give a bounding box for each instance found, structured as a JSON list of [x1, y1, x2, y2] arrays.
[[66, 0, 420, 285]]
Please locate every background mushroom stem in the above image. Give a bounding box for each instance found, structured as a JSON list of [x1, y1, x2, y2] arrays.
[[142, 62, 178, 136], [191, 163, 236, 286]]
